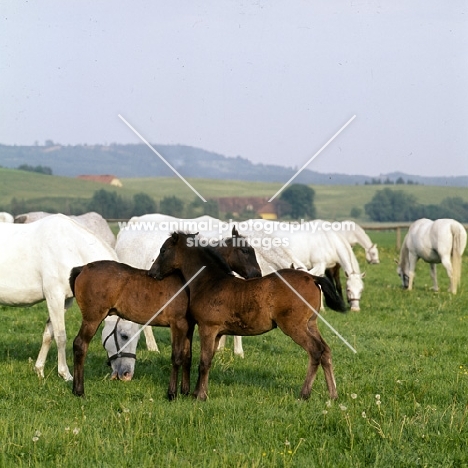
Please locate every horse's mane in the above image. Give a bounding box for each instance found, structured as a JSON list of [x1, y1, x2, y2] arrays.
[[205, 245, 235, 275], [175, 232, 234, 276]]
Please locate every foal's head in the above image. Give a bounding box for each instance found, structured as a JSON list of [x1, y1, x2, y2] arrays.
[[148, 231, 193, 280], [212, 227, 262, 279], [148, 230, 262, 281]]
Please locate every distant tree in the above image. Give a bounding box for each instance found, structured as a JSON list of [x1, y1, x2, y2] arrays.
[[87, 189, 132, 219], [187, 197, 219, 218], [439, 197, 468, 222], [17, 164, 53, 175], [9, 197, 27, 216], [364, 188, 419, 221], [350, 207, 362, 218], [280, 184, 316, 219], [395, 177, 405, 184], [160, 196, 184, 217], [132, 193, 157, 216]]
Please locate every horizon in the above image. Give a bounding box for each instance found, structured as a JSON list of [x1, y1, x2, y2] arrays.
[[1, 141, 467, 181], [1, 1, 467, 178]]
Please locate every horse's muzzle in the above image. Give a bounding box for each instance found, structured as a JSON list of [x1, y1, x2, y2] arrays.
[[147, 268, 163, 280], [247, 269, 262, 279]]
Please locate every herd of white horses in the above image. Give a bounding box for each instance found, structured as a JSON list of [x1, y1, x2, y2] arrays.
[[0, 210, 466, 387]]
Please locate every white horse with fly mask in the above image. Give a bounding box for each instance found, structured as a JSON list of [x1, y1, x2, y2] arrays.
[[0, 214, 118, 380], [397, 218, 467, 294]]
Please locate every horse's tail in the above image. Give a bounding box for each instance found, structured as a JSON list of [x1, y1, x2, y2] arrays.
[[69, 265, 84, 296], [313, 275, 348, 313], [451, 223, 467, 294]]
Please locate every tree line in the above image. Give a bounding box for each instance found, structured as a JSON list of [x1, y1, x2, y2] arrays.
[[365, 188, 468, 222], [1, 184, 317, 220]]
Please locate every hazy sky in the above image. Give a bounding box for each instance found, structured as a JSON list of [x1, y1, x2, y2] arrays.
[[1, 1, 468, 177]]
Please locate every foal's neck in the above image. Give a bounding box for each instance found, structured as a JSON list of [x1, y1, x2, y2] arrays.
[[181, 244, 233, 279]]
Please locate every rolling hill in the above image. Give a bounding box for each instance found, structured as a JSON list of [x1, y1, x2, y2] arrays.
[[1, 167, 467, 221], [1, 143, 467, 186]]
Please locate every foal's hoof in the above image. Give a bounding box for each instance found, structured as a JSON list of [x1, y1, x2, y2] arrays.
[[72, 389, 85, 397]]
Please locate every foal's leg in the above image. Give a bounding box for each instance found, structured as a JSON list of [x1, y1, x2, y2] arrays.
[[277, 314, 335, 400], [72, 319, 102, 396], [167, 319, 194, 400], [318, 335, 338, 400], [429, 264, 439, 291], [193, 327, 218, 401], [143, 326, 160, 352]]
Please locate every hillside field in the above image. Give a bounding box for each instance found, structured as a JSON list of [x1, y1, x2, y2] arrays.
[[1, 167, 467, 220]]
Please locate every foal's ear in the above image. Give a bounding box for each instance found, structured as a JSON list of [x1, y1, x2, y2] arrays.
[[171, 232, 179, 242], [232, 226, 240, 237]]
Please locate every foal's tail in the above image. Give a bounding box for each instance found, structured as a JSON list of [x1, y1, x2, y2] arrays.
[[69, 265, 84, 296], [451, 223, 467, 294], [313, 276, 348, 313]]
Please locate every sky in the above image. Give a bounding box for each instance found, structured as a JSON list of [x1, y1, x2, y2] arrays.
[[1, 1, 468, 177]]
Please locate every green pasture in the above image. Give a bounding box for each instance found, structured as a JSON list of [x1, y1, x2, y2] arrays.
[[1, 230, 468, 467], [1, 167, 468, 220]]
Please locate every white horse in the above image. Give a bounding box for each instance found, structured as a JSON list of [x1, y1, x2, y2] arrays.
[[397, 218, 467, 294], [312, 219, 379, 264], [101, 316, 139, 381], [0, 212, 14, 223], [270, 226, 365, 311], [0, 214, 118, 380], [14, 211, 116, 247]]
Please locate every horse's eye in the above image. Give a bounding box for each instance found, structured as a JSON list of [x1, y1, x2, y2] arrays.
[[160, 247, 166, 254], [241, 248, 249, 254], [120, 334, 129, 341]]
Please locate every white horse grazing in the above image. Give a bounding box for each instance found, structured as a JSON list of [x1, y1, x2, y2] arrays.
[[14, 211, 116, 247], [272, 227, 365, 311], [397, 218, 467, 294], [0, 214, 118, 380], [313, 219, 379, 264], [0, 212, 14, 223], [101, 316, 138, 381]]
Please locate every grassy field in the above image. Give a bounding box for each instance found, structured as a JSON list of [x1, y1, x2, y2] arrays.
[[1, 167, 468, 220], [1, 231, 468, 467]]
